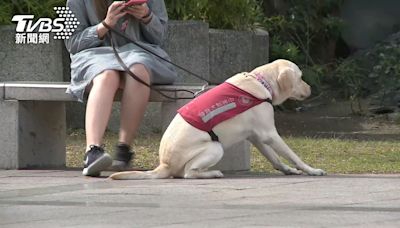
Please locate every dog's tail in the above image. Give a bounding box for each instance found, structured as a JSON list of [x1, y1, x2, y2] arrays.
[[109, 164, 171, 180]]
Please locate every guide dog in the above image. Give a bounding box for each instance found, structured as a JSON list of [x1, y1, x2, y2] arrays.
[[110, 59, 326, 179]]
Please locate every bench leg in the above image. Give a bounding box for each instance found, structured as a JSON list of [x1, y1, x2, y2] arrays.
[[0, 100, 66, 169], [212, 141, 251, 172], [161, 100, 190, 132], [0, 100, 19, 169], [161, 100, 251, 172]]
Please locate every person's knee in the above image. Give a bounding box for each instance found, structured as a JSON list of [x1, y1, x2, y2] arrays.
[[92, 70, 121, 90], [127, 64, 151, 85]]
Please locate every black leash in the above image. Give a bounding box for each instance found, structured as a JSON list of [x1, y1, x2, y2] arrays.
[[102, 21, 217, 100], [109, 32, 197, 99]]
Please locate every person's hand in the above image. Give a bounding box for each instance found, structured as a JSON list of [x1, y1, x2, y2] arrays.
[[124, 3, 152, 23], [104, 1, 128, 27]]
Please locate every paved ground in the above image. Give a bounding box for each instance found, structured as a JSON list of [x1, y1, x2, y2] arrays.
[[0, 170, 400, 227]]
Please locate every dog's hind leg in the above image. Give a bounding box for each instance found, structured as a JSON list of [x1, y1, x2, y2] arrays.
[[183, 142, 224, 179], [251, 140, 302, 175]]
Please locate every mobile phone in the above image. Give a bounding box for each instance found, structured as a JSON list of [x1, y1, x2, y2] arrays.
[[124, 0, 147, 7]]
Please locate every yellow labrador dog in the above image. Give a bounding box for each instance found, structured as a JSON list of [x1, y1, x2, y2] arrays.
[[110, 59, 326, 180]]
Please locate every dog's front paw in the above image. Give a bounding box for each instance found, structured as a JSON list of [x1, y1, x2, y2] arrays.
[[281, 167, 303, 175], [307, 168, 327, 176]]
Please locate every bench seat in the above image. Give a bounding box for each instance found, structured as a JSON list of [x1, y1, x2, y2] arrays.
[[2, 81, 202, 101]]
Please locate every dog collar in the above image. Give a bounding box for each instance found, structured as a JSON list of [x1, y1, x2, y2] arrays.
[[252, 72, 274, 99]]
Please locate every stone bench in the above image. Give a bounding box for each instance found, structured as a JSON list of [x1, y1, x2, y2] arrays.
[[0, 82, 250, 171]]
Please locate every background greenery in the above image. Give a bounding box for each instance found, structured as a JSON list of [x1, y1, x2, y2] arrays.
[[165, 0, 264, 30], [0, 0, 64, 25], [262, 0, 344, 94], [333, 38, 400, 106]]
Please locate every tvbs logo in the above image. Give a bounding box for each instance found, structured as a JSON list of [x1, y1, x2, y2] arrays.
[[13, 15, 65, 33], [12, 7, 79, 44]]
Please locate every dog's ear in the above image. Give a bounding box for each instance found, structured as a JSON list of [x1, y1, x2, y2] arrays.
[[277, 68, 295, 93]]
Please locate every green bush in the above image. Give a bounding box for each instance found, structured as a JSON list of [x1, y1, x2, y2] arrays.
[[301, 64, 327, 95], [262, 0, 344, 94], [270, 36, 303, 63], [263, 0, 343, 64], [0, 0, 65, 25], [333, 58, 368, 100], [334, 40, 400, 102], [0, 1, 14, 25], [165, 0, 265, 30]]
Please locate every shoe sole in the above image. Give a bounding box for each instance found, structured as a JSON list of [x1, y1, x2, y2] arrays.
[[110, 160, 132, 172], [82, 153, 112, 177]]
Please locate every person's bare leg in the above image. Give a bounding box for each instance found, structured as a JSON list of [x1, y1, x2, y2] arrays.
[[119, 64, 150, 145], [83, 70, 121, 176], [85, 70, 121, 151]]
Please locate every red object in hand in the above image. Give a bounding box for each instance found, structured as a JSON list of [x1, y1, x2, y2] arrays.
[[124, 0, 147, 7]]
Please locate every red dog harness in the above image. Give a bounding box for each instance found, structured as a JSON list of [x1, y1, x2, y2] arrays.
[[178, 82, 272, 141]]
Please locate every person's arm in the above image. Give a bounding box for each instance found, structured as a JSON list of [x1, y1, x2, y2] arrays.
[[124, 0, 168, 45], [64, 0, 127, 54], [64, 0, 103, 54]]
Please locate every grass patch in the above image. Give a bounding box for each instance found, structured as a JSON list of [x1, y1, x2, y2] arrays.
[[67, 130, 400, 174], [251, 137, 400, 174]]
